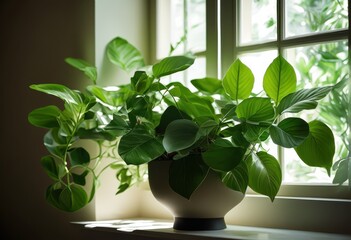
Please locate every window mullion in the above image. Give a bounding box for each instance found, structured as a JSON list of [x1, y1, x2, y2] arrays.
[[220, 0, 236, 78], [206, 0, 218, 78]]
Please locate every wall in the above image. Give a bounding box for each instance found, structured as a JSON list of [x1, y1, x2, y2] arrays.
[[0, 1, 96, 239], [94, 0, 151, 220], [0, 0, 152, 238]]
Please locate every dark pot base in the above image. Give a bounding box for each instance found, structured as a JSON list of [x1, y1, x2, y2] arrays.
[[173, 217, 226, 231]]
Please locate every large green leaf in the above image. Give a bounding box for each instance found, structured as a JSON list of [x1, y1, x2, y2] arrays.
[[28, 105, 60, 128], [40, 155, 65, 181], [104, 114, 130, 136], [221, 103, 237, 121], [294, 120, 335, 175], [269, 118, 309, 148], [69, 147, 90, 167], [202, 138, 246, 171], [44, 128, 67, 158], [221, 159, 248, 194], [332, 158, 351, 186], [248, 152, 282, 201], [236, 97, 275, 122], [152, 55, 195, 78], [277, 86, 333, 114], [263, 55, 296, 104], [191, 77, 222, 94], [242, 124, 269, 143], [118, 125, 164, 165], [107, 37, 145, 72], [30, 84, 82, 104], [220, 125, 250, 148], [163, 119, 199, 153], [223, 59, 254, 101], [155, 106, 190, 134], [131, 71, 154, 94], [65, 58, 97, 84], [46, 184, 88, 212], [169, 154, 209, 199]]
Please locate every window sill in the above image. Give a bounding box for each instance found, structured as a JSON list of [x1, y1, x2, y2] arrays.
[[72, 219, 351, 240]]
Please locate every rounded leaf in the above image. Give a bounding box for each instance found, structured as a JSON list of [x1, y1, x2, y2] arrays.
[[270, 117, 309, 148], [263, 55, 296, 104], [223, 59, 254, 101], [163, 119, 199, 153], [202, 139, 246, 172], [236, 97, 275, 122], [28, 105, 60, 128], [294, 120, 335, 175], [248, 152, 282, 201], [169, 154, 209, 199]]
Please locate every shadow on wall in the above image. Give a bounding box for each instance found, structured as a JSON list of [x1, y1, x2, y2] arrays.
[[0, 0, 96, 239]]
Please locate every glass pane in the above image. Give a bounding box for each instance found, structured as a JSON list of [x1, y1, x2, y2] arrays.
[[186, 56, 206, 91], [187, 0, 206, 53], [239, 0, 277, 45], [156, 0, 206, 59], [284, 41, 349, 183], [285, 0, 349, 38], [170, 0, 185, 56], [237, 51, 279, 158], [237, 50, 278, 95]]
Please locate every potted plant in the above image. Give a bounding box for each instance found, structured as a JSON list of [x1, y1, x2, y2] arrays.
[[28, 36, 342, 230]]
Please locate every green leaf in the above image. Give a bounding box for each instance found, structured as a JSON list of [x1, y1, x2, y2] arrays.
[[263, 55, 296, 104], [107, 37, 145, 72], [44, 128, 67, 158], [225, 126, 250, 148], [221, 104, 237, 121], [277, 86, 333, 114], [221, 159, 249, 194], [242, 124, 268, 143], [40, 155, 65, 181], [223, 59, 254, 101], [30, 84, 82, 104], [46, 184, 88, 212], [294, 120, 335, 175], [152, 55, 195, 78], [28, 105, 60, 128], [131, 71, 154, 94], [332, 158, 350, 185], [248, 152, 282, 201], [104, 114, 130, 136], [155, 106, 190, 134], [69, 147, 90, 167], [163, 119, 199, 153], [197, 119, 219, 138], [191, 77, 222, 94], [269, 118, 309, 148], [168, 82, 215, 119], [236, 97, 275, 122], [72, 171, 89, 186], [202, 138, 246, 171], [65, 58, 97, 84], [118, 125, 164, 165], [169, 154, 209, 199]]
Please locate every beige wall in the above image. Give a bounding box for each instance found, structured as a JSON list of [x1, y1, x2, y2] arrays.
[[93, 0, 151, 220], [0, 0, 153, 238]]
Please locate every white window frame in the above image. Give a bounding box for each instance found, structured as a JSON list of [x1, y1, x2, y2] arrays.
[[152, 0, 351, 232]]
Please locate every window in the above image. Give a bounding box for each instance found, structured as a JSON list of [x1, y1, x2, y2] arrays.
[[157, 0, 350, 189]]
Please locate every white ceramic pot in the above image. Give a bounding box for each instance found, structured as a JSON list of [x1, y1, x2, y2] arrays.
[[148, 159, 245, 230]]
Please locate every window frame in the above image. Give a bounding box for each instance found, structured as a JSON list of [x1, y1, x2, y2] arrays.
[[152, 0, 351, 231]]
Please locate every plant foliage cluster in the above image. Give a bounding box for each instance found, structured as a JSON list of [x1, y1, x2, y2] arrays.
[[29, 37, 340, 212]]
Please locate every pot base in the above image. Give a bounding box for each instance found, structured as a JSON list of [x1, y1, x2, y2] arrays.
[[173, 217, 226, 231]]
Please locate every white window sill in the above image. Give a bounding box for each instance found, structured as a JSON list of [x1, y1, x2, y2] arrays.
[[72, 219, 351, 240]]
